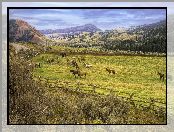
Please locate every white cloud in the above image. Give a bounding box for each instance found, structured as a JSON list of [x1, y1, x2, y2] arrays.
[[3, 2, 171, 30]]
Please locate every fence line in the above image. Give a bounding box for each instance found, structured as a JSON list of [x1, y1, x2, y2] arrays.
[[37, 78, 166, 109]]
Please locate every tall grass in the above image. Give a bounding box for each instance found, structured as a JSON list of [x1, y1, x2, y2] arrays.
[[9, 44, 166, 124]]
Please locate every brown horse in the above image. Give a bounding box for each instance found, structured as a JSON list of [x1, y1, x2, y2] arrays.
[[71, 60, 79, 69], [70, 70, 86, 78], [157, 72, 164, 81], [70, 70, 79, 77], [106, 68, 115, 74], [35, 63, 41, 68], [60, 52, 67, 57]]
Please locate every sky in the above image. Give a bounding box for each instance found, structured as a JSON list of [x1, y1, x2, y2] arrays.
[[9, 8, 166, 30]]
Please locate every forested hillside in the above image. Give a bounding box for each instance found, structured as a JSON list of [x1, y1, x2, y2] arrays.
[[9, 19, 166, 54], [65, 20, 166, 53]]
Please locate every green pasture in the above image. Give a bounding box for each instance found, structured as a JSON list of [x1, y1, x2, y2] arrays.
[[32, 53, 166, 106]]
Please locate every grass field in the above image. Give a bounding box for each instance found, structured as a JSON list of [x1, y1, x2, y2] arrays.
[[32, 52, 166, 107], [9, 44, 167, 124]]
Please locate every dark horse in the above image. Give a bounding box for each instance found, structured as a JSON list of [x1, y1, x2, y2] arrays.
[[106, 68, 115, 74], [157, 72, 164, 81], [70, 70, 79, 77], [60, 52, 67, 57], [70, 70, 86, 78], [35, 63, 41, 68]]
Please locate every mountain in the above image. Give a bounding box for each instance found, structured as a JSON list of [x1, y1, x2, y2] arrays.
[[65, 20, 166, 53], [9, 19, 46, 44], [102, 20, 166, 53], [128, 20, 166, 34], [40, 24, 102, 35]]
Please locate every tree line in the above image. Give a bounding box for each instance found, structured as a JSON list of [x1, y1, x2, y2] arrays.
[[66, 20, 166, 53]]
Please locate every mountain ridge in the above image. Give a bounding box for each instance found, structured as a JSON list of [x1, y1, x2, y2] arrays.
[[9, 18, 166, 53], [40, 23, 102, 34]]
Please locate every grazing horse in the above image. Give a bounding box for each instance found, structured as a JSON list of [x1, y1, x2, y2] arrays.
[[157, 72, 164, 81], [71, 60, 77, 67], [71, 60, 79, 69], [60, 52, 67, 57], [35, 63, 41, 68], [106, 68, 115, 74], [70, 70, 86, 78], [70, 70, 79, 77]]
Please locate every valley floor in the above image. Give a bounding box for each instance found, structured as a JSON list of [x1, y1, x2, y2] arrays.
[[9, 43, 167, 124], [32, 53, 166, 108]]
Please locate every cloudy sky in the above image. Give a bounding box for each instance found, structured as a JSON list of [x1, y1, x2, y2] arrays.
[[9, 8, 166, 30]]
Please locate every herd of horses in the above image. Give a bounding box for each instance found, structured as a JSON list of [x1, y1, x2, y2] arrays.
[[34, 51, 165, 81], [66, 54, 117, 78]]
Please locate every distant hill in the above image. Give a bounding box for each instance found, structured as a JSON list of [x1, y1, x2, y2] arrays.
[[9, 19, 46, 44], [128, 20, 166, 33], [8, 19, 166, 53], [40, 24, 102, 35], [66, 20, 166, 53], [103, 20, 166, 53]]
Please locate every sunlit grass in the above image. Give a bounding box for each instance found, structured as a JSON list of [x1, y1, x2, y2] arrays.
[[33, 53, 166, 106]]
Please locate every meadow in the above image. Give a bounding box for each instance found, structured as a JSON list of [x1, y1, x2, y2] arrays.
[[9, 43, 166, 124], [32, 51, 166, 108]]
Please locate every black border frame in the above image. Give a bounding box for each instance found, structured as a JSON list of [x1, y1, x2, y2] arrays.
[[7, 7, 167, 125]]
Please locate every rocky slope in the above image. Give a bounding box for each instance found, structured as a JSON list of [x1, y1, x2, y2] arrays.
[[9, 19, 46, 44]]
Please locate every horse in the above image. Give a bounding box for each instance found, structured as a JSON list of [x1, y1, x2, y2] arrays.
[[157, 72, 164, 81], [106, 68, 115, 74]]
